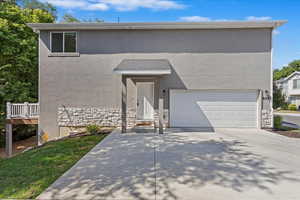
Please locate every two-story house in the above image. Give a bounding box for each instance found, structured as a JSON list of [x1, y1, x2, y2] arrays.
[[276, 71, 300, 109], [26, 21, 285, 143]]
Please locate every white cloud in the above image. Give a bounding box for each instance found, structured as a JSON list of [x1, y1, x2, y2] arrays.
[[86, 3, 109, 11], [246, 16, 272, 21], [45, 0, 87, 9], [179, 16, 211, 22], [102, 0, 185, 11], [273, 30, 280, 35], [43, 0, 185, 11], [179, 16, 233, 22], [179, 15, 275, 23]]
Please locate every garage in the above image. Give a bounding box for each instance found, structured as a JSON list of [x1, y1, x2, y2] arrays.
[[169, 90, 258, 128]]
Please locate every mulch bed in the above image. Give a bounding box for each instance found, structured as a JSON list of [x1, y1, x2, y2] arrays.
[[266, 129, 300, 138], [0, 136, 37, 158]]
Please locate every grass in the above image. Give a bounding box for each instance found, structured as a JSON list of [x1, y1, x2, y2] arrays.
[[0, 134, 108, 199], [275, 110, 300, 114], [278, 126, 296, 131], [290, 129, 300, 134]]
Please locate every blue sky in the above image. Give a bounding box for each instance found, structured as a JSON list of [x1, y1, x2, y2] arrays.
[[43, 0, 300, 69]]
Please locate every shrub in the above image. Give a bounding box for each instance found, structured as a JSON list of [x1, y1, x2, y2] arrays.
[[281, 103, 288, 110], [274, 116, 282, 129], [0, 132, 4, 148], [86, 124, 101, 135], [288, 104, 297, 111]]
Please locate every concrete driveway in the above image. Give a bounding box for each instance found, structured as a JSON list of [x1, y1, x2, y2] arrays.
[[38, 128, 300, 200]]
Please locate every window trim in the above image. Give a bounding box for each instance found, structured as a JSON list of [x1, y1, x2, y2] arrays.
[[50, 31, 78, 53], [293, 79, 300, 89]]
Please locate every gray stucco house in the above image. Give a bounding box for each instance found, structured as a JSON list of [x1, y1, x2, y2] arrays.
[[27, 21, 285, 142]]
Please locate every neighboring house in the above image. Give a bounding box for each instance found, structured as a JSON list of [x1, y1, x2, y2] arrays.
[[276, 71, 300, 108], [26, 21, 285, 142]]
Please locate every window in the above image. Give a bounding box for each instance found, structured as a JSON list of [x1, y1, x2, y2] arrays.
[[51, 32, 77, 53], [293, 79, 300, 89]]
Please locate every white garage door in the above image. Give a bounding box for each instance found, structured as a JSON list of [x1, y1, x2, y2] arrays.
[[170, 90, 258, 128]]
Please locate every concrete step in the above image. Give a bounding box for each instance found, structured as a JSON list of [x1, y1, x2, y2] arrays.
[[132, 125, 156, 133]]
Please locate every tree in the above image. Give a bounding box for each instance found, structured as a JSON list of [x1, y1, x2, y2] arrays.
[[61, 13, 104, 23], [273, 59, 300, 80], [17, 0, 57, 19], [0, 2, 55, 145], [273, 83, 287, 109], [61, 14, 80, 23], [0, 0, 16, 3]]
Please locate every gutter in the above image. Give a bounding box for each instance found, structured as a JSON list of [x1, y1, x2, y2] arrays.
[[27, 21, 287, 32]]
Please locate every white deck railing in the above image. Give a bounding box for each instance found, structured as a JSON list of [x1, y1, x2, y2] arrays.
[[6, 102, 39, 119]]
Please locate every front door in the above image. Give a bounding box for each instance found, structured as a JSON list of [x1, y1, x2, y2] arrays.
[[136, 82, 154, 120]]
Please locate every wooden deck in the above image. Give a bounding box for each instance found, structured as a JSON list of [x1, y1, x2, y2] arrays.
[[5, 102, 39, 157], [6, 118, 38, 125]]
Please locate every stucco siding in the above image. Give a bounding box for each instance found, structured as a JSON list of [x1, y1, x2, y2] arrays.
[[39, 28, 272, 139]]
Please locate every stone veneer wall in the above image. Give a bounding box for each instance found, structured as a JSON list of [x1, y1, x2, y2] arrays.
[[58, 107, 122, 127], [262, 109, 272, 128], [57, 107, 169, 128], [58, 106, 269, 129], [153, 109, 169, 128], [261, 96, 273, 128]]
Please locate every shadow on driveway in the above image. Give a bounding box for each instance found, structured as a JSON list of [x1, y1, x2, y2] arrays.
[[38, 130, 300, 200]]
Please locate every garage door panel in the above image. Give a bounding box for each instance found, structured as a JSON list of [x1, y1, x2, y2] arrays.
[[201, 111, 257, 119], [198, 106, 256, 111], [170, 90, 258, 128], [197, 102, 257, 106], [207, 120, 257, 127]]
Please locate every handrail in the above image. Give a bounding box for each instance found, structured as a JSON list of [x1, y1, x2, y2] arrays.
[[6, 102, 39, 119]]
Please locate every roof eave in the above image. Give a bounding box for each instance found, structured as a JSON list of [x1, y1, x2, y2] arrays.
[[27, 21, 287, 32], [113, 70, 171, 75], [282, 71, 300, 82]]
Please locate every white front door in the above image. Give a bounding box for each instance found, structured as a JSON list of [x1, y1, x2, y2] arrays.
[[137, 82, 154, 120]]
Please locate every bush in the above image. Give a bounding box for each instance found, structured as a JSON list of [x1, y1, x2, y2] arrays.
[[13, 125, 37, 141], [86, 124, 101, 135], [0, 132, 4, 148], [288, 104, 297, 111], [281, 103, 288, 110], [274, 116, 282, 129]]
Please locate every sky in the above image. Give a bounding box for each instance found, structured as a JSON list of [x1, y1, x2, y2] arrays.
[[42, 0, 300, 70]]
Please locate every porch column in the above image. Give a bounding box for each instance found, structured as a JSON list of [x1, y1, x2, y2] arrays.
[[6, 123, 12, 157], [158, 80, 164, 134], [121, 75, 127, 133], [257, 89, 262, 129]]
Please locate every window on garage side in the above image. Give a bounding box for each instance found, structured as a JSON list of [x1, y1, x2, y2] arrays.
[[51, 32, 77, 53], [293, 79, 300, 89]]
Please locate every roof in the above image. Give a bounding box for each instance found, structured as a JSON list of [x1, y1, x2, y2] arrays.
[[113, 59, 172, 75], [277, 71, 300, 83], [27, 21, 287, 32]]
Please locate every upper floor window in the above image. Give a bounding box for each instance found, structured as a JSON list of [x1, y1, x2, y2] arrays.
[[293, 79, 300, 89], [51, 32, 77, 53]]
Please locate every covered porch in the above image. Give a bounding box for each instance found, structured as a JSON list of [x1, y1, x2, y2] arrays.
[[113, 59, 172, 134]]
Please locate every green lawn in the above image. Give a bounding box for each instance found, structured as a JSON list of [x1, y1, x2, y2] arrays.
[[0, 134, 108, 199], [275, 110, 300, 114]]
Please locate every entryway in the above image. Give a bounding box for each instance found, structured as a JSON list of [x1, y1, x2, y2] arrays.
[[136, 82, 154, 121], [135, 82, 155, 132], [113, 59, 172, 133]]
